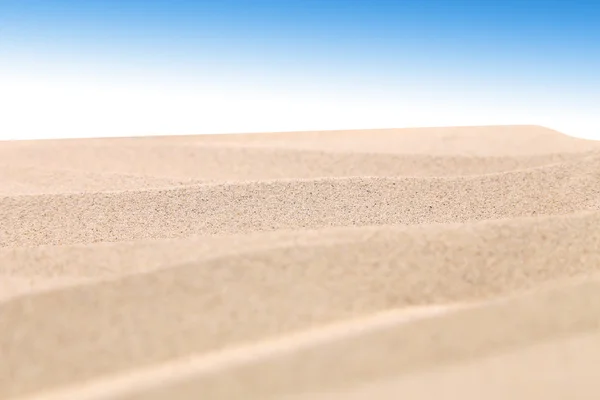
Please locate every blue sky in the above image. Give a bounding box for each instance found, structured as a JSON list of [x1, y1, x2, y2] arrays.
[[0, 0, 598, 139]]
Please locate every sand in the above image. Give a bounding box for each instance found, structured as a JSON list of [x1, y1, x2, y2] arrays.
[[1, 125, 599, 399]]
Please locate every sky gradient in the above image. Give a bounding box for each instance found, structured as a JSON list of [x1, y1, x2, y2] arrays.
[[1, 0, 598, 140]]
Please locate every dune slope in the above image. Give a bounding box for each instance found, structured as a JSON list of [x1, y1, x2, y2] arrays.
[[1, 125, 599, 400]]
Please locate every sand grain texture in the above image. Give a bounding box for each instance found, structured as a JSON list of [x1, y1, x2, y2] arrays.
[[1, 125, 599, 399]]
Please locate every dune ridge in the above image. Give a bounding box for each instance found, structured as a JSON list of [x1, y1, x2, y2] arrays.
[[119, 275, 600, 400], [3, 153, 600, 247], [0, 163, 197, 195], [18, 276, 600, 400], [1, 125, 599, 399], [2, 141, 599, 182]]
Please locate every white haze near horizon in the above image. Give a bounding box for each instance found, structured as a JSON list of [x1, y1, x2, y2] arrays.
[[1, 73, 598, 141]]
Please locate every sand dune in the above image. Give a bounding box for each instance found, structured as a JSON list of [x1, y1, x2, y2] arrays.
[[18, 277, 600, 400], [1, 125, 599, 399], [128, 125, 600, 156], [301, 330, 600, 400], [0, 163, 195, 195], [1, 140, 597, 182], [3, 153, 600, 247]]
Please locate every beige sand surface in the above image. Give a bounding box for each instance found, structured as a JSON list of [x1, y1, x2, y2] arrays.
[[1, 125, 599, 399]]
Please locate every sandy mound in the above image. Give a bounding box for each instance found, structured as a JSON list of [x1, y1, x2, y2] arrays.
[[3, 154, 600, 247], [1, 125, 599, 399]]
